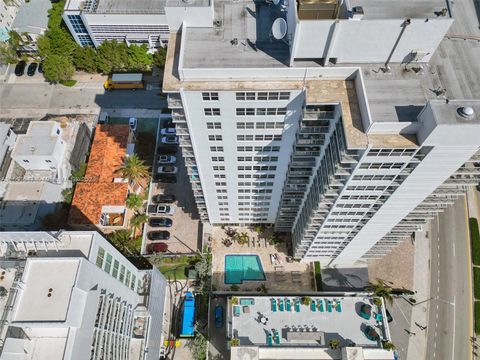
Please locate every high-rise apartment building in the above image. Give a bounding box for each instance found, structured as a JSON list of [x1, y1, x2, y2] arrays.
[[163, 0, 479, 266], [0, 231, 169, 359]]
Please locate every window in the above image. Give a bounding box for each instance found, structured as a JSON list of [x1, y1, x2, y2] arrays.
[[204, 108, 221, 116], [96, 247, 105, 267], [130, 275, 136, 290], [23, 160, 29, 163], [215, 182, 227, 186], [207, 122, 222, 129], [236, 91, 290, 101], [112, 260, 119, 278], [103, 253, 113, 273], [119, 265, 126, 282], [45, 160, 52, 163], [208, 135, 222, 141], [212, 156, 224, 162], [125, 270, 131, 286], [202, 92, 219, 101], [213, 165, 225, 171], [210, 146, 224, 151]]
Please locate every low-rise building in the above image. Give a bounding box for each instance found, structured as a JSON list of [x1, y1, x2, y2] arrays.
[[0, 123, 16, 178], [11, 0, 51, 52], [0, 230, 169, 360], [11, 121, 66, 176], [68, 125, 131, 231], [228, 295, 394, 360]]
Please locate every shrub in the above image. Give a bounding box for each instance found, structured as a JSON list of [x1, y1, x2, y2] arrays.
[[475, 301, 480, 334], [301, 296, 312, 305], [59, 79, 77, 87], [373, 297, 383, 307], [314, 261, 323, 291], [230, 285, 240, 292], [470, 218, 480, 266]]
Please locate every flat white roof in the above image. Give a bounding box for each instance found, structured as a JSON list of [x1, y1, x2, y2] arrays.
[[12, 259, 79, 322]]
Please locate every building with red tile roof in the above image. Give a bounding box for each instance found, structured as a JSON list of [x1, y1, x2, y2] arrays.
[[68, 125, 130, 229]]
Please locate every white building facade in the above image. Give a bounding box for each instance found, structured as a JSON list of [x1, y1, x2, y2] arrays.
[[163, 0, 480, 266], [0, 231, 169, 360]]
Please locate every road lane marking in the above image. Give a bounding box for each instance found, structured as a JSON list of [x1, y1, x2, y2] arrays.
[[452, 296, 456, 360], [464, 196, 474, 360], [453, 241, 456, 257]]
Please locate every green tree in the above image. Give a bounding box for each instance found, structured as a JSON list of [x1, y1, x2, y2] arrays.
[[117, 154, 150, 185], [0, 42, 18, 64], [186, 332, 207, 360], [43, 54, 75, 82], [152, 46, 167, 68], [107, 229, 133, 255], [127, 44, 152, 71], [366, 279, 394, 306], [126, 193, 144, 211], [73, 46, 98, 73], [96, 40, 128, 73], [130, 212, 148, 236], [381, 340, 396, 351]]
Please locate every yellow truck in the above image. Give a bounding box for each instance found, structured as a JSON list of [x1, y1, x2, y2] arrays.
[[103, 73, 144, 90]]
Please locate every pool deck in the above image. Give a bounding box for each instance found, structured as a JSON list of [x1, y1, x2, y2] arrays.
[[230, 295, 390, 349], [211, 226, 314, 292]]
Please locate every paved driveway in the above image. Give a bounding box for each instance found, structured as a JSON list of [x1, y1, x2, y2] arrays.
[[209, 296, 229, 360]]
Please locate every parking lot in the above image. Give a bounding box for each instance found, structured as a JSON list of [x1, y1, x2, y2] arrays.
[[145, 121, 201, 254]]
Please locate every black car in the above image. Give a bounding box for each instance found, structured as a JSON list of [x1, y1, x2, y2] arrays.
[[152, 194, 176, 203], [147, 230, 170, 241], [153, 175, 177, 183], [14, 61, 26, 76], [27, 63, 38, 76], [148, 217, 173, 227], [38, 63, 43, 73], [385, 309, 393, 323]]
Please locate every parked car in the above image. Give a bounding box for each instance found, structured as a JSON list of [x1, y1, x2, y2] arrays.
[[14, 61, 26, 76], [152, 194, 176, 204], [215, 305, 224, 328], [162, 119, 174, 128], [147, 231, 170, 241], [157, 155, 176, 164], [148, 217, 173, 227], [148, 204, 175, 215], [157, 165, 178, 174], [146, 242, 168, 254], [161, 128, 176, 136], [161, 136, 179, 145], [37, 63, 43, 73], [129, 117, 137, 131], [27, 63, 37, 76], [153, 175, 177, 183]]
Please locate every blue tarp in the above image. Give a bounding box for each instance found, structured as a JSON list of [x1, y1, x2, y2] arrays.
[[180, 292, 195, 337]]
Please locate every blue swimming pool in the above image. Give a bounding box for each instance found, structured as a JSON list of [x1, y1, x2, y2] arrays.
[[224, 255, 266, 284]]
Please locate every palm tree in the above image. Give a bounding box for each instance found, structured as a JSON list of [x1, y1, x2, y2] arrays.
[[130, 213, 148, 236], [366, 279, 394, 305], [117, 154, 150, 185], [126, 193, 144, 211], [107, 230, 132, 255]]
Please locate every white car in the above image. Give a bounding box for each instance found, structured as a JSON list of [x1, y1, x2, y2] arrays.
[[157, 165, 178, 174], [158, 155, 176, 164], [161, 136, 179, 145], [161, 128, 176, 136], [129, 117, 137, 131], [149, 205, 175, 215]]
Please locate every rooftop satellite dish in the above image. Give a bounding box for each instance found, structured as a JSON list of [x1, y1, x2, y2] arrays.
[[272, 18, 287, 40], [273, 0, 281, 5]]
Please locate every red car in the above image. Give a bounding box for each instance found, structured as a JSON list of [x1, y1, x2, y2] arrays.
[[146, 242, 168, 254]]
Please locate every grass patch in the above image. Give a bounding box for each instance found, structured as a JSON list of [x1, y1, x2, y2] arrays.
[[60, 79, 77, 87], [476, 301, 480, 334], [470, 218, 480, 266], [157, 256, 192, 280], [474, 267, 480, 300], [314, 261, 323, 291]]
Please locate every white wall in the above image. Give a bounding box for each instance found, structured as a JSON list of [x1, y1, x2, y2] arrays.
[[292, 18, 453, 64]]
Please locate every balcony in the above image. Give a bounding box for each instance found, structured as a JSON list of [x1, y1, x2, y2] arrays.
[[167, 94, 183, 108]]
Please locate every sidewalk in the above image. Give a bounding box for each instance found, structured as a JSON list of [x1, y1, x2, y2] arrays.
[[406, 227, 431, 360]]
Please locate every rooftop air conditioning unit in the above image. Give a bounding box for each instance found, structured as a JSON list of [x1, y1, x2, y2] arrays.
[[351, 6, 364, 20]]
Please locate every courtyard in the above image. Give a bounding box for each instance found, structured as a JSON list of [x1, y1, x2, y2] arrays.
[[210, 226, 314, 292]]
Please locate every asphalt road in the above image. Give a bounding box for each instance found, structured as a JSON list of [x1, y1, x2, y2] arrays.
[[426, 196, 471, 360], [0, 83, 167, 116]]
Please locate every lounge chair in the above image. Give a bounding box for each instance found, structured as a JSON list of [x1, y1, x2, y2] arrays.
[[274, 330, 280, 344], [310, 299, 317, 312], [336, 300, 342, 312], [294, 299, 301, 312], [279, 299, 285, 312], [286, 299, 292, 312], [267, 332, 273, 346], [318, 299, 324, 312], [327, 300, 332, 312], [271, 298, 277, 312]]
